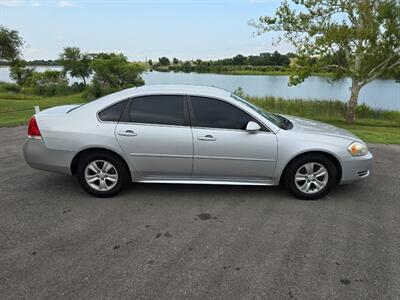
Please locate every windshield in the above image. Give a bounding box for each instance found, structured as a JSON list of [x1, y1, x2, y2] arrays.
[[231, 94, 284, 128]]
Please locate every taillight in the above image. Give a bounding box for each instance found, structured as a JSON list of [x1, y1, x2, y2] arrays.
[[28, 116, 42, 139]]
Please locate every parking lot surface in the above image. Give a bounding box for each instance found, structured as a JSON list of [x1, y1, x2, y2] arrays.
[[1, 126, 399, 299]]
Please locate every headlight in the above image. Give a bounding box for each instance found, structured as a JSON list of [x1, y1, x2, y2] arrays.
[[348, 142, 368, 156]]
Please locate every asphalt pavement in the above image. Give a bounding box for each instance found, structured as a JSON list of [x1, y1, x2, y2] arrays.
[[0, 126, 399, 299]]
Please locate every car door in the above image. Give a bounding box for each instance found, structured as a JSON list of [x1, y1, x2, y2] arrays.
[[189, 96, 277, 180], [115, 94, 193, 178]]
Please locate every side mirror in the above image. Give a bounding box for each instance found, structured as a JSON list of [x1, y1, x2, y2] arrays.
[[246, 121, 261, 132]]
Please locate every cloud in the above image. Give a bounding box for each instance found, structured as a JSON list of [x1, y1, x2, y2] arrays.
[[0, 0, 76, 7], [0, 0, 42, 7], [58, 0, 74, 7], [0, 0, 24, 6]]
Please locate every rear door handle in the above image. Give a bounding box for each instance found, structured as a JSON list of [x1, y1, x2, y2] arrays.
[[117, 130, 137, 137], [197, 134, 216, 141]]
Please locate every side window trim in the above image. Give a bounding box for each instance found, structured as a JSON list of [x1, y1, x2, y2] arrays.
[[186, 94, 196, 126], [187, 95, 269, 132], [119, 98, 131, 123], [183, 95, 191, 126]]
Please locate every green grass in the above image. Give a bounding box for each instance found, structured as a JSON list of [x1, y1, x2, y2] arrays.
[[0, 92, 40, 100], [249, 96, 400, 123], [317, 120, 400, 144], [0, 92, 399, 144], [0, 93, 86, 127], [247, 96, 400, 144]]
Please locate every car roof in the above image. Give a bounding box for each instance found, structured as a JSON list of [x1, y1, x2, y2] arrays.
[[137, 84, 232, 96], [74, 84, 280, 133], [97, 84, 233, 104]]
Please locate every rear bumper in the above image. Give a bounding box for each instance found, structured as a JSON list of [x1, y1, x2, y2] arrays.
[[23, 138, 74, 175], [339, 152, 373, 184]]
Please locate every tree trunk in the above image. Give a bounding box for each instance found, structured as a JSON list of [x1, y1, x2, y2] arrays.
[[346, 80, 361, 124], [82, 76, 86, 86]]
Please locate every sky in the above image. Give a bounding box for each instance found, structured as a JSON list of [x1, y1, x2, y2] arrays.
[[0, 0, 294, 61]]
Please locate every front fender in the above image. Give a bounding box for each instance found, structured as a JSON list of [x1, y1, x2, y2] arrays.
[[273, 132, 348, 182]]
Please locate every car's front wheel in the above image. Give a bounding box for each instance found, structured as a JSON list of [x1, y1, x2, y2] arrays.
[[76, 151, 130, 197], [283, 154, 337, 200]]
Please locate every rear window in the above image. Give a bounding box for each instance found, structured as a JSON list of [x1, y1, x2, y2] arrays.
[[98, 100, 128, 122]]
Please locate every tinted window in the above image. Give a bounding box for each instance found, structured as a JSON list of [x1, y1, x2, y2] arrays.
[[129, 95, 185, 126], [191, 96, 255, 130], [231, 94, 281, 129], [98, 100, 128, 122]]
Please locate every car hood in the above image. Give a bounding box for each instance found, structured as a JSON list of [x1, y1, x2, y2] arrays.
[[282, 115, 361, 142]]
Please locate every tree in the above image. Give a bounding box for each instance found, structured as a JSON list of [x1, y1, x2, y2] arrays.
[[232, 54, 247, 65], [172, 57, 180, 65], [233, 86, 245, 98], [148, 59, 153, 66], [158, 57, 170, 66], [0, 26, 23, 62], [10, 59, 33, 86], [254, 0, 400, 123], [89, 53, 145, 97], [181, 61, 192, 72], [271, 50, 290, 66], [59, 47, 92, 85], [25, 70, 70, 96]]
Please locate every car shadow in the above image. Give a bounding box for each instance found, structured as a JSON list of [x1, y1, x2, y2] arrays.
[[41, 173, 290, 201], [36, 173, 368, 203], [126, 182, 285, 198]]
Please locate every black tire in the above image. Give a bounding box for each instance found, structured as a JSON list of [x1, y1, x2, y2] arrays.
[[76, 150, 130, 197], [283, 154, 337, 200]]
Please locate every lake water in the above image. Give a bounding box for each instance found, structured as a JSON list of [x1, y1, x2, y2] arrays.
[[1, 66, 399, 110]]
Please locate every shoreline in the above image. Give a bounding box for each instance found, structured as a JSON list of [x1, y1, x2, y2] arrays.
[[149, 68, 332, 77]]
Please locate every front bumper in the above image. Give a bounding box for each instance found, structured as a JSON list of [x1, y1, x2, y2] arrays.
[[23, 138, 74, 175], [339, 151, 373, 184]]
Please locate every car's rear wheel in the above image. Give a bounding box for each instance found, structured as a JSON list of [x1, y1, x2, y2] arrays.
[[283, 154, 337, 200], [76, 151, 130, 197]]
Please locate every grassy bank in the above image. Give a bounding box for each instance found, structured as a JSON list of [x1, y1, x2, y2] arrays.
[[249, 96, 400, 144], [221, 70, 332, 76], [152, 65, 332, 77], [0, 92, 399, 144]]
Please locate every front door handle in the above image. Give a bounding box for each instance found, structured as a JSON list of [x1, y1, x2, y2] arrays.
[[197, 134, 216, 141], [117, 130, 137, 137]]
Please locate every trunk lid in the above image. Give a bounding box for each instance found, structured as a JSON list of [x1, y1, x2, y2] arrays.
[[37, 104, 81, 116]]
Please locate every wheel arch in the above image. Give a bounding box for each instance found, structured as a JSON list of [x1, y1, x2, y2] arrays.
[[279, 151, 342, 185], [70, 147, 132, 181]]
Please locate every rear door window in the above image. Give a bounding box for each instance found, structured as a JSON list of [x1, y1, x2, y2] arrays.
[[128, 95, 185, 126]]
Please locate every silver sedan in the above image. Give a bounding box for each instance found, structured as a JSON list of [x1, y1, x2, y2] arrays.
[[23, 85, 373, 199]]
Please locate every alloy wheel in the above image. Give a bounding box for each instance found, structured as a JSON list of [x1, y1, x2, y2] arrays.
[[294, 162, 329, 194], [84, 160, 119, 192]]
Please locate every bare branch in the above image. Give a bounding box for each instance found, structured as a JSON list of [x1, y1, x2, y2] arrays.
[[361, 59, 400, 87], [323, 64, 348, 71], [387, 60, 400, 70], [365, 55, 395, 78]]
